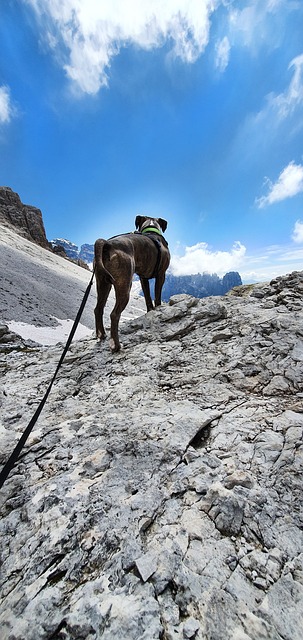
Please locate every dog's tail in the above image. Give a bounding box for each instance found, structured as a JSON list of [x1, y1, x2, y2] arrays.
[[94, 239, 115, 284]]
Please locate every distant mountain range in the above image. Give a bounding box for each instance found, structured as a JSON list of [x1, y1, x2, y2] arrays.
[[50, 238, 94, 264], [146, 271, 242, 301]]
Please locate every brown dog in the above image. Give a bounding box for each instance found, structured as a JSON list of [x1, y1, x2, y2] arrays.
[[94, 216, 170, 352]]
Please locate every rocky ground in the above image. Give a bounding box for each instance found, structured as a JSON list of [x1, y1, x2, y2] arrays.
[[1, 271, 303, 639]]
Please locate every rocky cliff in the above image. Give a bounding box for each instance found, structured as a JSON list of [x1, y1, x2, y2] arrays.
[[0, 187, 49, 248], [0, 271, 303, 639]]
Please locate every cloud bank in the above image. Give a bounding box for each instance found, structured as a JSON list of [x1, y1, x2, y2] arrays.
[[170, 240, 246, 277], [25, 0, 217, 94], [256, 161, 303, 208]]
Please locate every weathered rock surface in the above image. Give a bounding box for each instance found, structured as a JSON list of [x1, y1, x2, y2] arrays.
[[1, 272, 303, 639], [0, 323, 38, 353], [0, 187, 49, 248]]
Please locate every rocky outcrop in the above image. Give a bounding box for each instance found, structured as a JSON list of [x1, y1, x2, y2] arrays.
[[52, 243, 68, 258], [0, 323, 37, 352], [0, 272, 303, 639], [0, 187, 49, 248]]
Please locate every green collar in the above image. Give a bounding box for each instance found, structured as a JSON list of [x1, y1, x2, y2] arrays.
[[141, 226, 162, 236]]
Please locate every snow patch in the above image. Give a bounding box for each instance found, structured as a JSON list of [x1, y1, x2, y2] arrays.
[[8, 318, 93, 346]]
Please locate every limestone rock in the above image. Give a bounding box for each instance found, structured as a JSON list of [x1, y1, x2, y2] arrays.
[[1, 272, 303, 639], [0, 323, 38, 352]]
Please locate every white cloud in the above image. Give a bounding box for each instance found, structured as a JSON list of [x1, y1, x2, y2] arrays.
[[0, 85, 13, 124], [170, 240, 246, 277], [256, 162, 303, 208], [271, 53, 303, 119], [228, 0, 291, 52], [292, 219, 303, 244], [215, 36, 230, 72], [231, 50, 303, 162], [250, 53, 303, 134], [24, 0, 216, 94]]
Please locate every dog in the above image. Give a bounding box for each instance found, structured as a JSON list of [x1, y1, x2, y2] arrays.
[[94, 216, 170, 352]]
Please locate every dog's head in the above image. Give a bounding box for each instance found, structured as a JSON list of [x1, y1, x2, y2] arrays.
[[135, 215, 168, 233]]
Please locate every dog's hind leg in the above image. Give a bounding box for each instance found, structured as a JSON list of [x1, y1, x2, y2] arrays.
[[94, 278, 112, 340], [140, 276, 154, 311], [110, 283, 132, 352]]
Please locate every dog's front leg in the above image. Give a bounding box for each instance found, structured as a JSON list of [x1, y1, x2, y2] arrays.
[[140, 276, 154, 311], [154, 272, 166, 307]]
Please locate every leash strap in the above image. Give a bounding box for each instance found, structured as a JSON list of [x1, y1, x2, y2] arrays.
[[140, 233, 162, 278], [0, 268, 95, 490], [149, 237, 162, 278]]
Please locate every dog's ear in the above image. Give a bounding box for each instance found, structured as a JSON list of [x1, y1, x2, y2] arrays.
[[158, 218, 168, 232], [135, 215, 144, 230]]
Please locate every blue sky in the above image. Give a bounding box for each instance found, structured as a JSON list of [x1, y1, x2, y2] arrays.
[[1, 0, 303, 282]]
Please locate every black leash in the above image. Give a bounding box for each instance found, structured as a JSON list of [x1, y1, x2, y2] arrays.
[[149, 236, 162, 278], [0, 268, 95, 490]]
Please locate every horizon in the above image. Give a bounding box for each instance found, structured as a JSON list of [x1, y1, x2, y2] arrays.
[[48, 236, 249, 285], [1, 1, 303, 284]]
